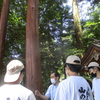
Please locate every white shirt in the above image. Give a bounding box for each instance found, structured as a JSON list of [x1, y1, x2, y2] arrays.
[[45, 84, 59, 100], [54, 76, 93, 100], [92, 77, 100, 100], [0, 84, 36, 100]]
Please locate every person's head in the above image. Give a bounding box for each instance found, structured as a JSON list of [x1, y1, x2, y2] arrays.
[[4, 60, 24, 84], [50, 72, 60, 85], [64, 55, 82, 76], [88, 62, 100, 77]]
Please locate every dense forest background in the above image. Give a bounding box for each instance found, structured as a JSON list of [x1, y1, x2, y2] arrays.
[[0, 0, 100, 93]]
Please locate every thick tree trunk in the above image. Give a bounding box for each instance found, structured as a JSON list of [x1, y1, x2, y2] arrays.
[[72, 0, 84, 50], [26, 0, 43, 100], [0, 0, 10, 74]]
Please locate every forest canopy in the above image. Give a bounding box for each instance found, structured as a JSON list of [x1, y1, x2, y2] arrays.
[[0, 0, 100, 92]]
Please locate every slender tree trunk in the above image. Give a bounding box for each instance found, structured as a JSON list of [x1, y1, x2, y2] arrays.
[[0, 0, 10, 74], [72, 0, 84, 50], [26, 0, 43, 100]]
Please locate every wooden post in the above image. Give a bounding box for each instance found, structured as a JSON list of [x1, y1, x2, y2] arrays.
[[0, 0, 10, 74], [26, 0, 43, 100]]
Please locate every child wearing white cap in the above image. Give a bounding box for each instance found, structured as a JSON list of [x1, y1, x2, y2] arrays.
[[0, 60, 36, 100], [54, 55, 93, 100], [88, 61, 100, 100]]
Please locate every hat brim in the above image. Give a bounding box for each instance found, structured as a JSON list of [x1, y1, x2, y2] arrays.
[[4, 72, 20, 82]]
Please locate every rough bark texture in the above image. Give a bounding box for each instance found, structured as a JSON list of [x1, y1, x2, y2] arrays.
[[72, 0, 84, 50], [0, 0, 10, 74], [26, 0, 43, 100]]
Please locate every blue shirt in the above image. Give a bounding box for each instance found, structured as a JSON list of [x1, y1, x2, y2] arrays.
[[45, 84, 59, 100]]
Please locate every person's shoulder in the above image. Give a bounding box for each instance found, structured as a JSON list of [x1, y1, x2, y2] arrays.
[[59, 78, 68, 85], [48, 84, 54, 88], [92, 77, 98, 81], [19, 84, 33, 93], [67, 76, 88, 83], [0, 84, 10, 93], [0, 84, 7, 89], [62, 76, 77, 81], [71, 76, 86, 80], [18, 85, 36, 100], [57, 79, 69, 89], [46, 84, 55, 91], [0, 84, 4, 88], [76, 76, 89, 82], [78, 76, 87, 80]]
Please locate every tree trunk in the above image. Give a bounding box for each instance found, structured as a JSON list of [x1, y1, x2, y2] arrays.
[[72, 0, 84, 50], [26, 0, 43, 100], [0, 0, 10, 74]]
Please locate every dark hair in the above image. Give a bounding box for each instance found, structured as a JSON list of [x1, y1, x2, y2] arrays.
[[98, 67, 100, 71], [88, 66, 100, 71], [88, 67, 94, 70], [51, 72, 60, 78], [67, 63, 82, 73], [20, 68, 25, 74]]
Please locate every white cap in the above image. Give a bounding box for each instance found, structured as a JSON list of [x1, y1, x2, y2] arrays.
[[66, 55, 81, 65], [4, 60, 24, 82], [88, 62, 99, 68]]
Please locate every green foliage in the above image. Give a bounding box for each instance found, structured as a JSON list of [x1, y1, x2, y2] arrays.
[[1, 0, 100, 93], [0, 0, 3, 14], [83, 4, 100, 49], [81, 3, 100, 84], [38, 0, 75, 92], [3, 0, 27, 68]]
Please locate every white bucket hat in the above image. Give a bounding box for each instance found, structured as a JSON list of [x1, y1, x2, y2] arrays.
[[4, 60, 24, 82], [66, 55, 81, 65]]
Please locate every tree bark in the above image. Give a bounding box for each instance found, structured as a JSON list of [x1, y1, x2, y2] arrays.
[[0, 0, 10, 74], [26, 0, 43, 100], [72, 0, 84, 50]]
